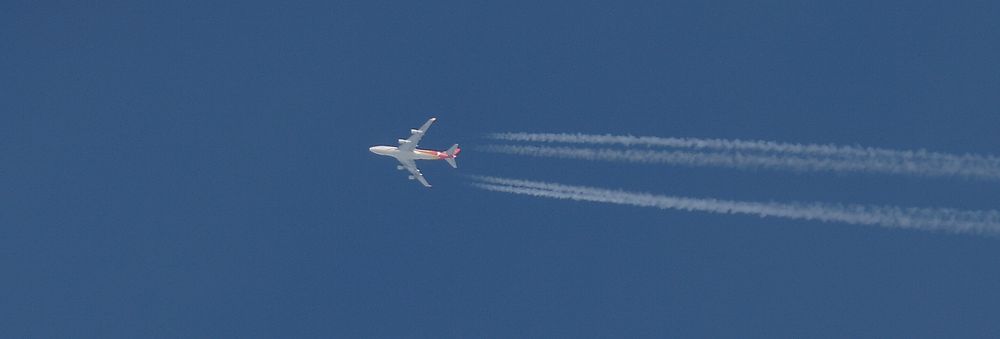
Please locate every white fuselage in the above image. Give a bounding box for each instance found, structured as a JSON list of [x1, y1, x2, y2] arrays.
[[369, 146, 446, 161]]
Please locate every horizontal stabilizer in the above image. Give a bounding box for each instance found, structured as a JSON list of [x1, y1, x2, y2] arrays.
[[445, 144, 460, 168]]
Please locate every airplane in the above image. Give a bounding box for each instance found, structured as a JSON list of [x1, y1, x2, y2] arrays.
[[369, 117, 460, 187]]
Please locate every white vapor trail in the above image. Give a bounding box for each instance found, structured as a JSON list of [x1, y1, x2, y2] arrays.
[[478, 144, 1000, 180], [486, 133, 1000, 180], [468, 176, 1000, 235]]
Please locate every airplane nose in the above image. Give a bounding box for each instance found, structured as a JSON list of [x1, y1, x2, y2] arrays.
[[369, 146, 377, 153]]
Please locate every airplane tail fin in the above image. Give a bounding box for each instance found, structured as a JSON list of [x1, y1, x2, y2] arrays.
[[445, 144, 460, 168]]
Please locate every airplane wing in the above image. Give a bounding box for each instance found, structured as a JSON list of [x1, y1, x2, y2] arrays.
[[398, 158, 431, 187], [398, 117, 436, 152]]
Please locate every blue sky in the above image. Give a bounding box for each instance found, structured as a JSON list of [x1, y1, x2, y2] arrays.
[[3, 0, 1000, 337]]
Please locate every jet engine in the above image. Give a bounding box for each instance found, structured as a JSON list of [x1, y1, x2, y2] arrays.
[[410, 129, 423, 134], [397, 165, 405, 170], [408, 175, 415, 180], [398, 139, 411, 144]]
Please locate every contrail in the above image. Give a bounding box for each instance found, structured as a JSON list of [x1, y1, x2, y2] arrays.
[[478, 144, 1000, 180], [468, 175, 1000, 235], [489, 132, 1000, 163], [486, 132, 1000, 180]]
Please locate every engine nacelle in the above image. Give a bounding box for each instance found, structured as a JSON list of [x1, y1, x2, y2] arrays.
[[397, 165, 405, 170], [398, 139, 411, 144], [408, 175, 415, 180], [410, 129, 423, 135]]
